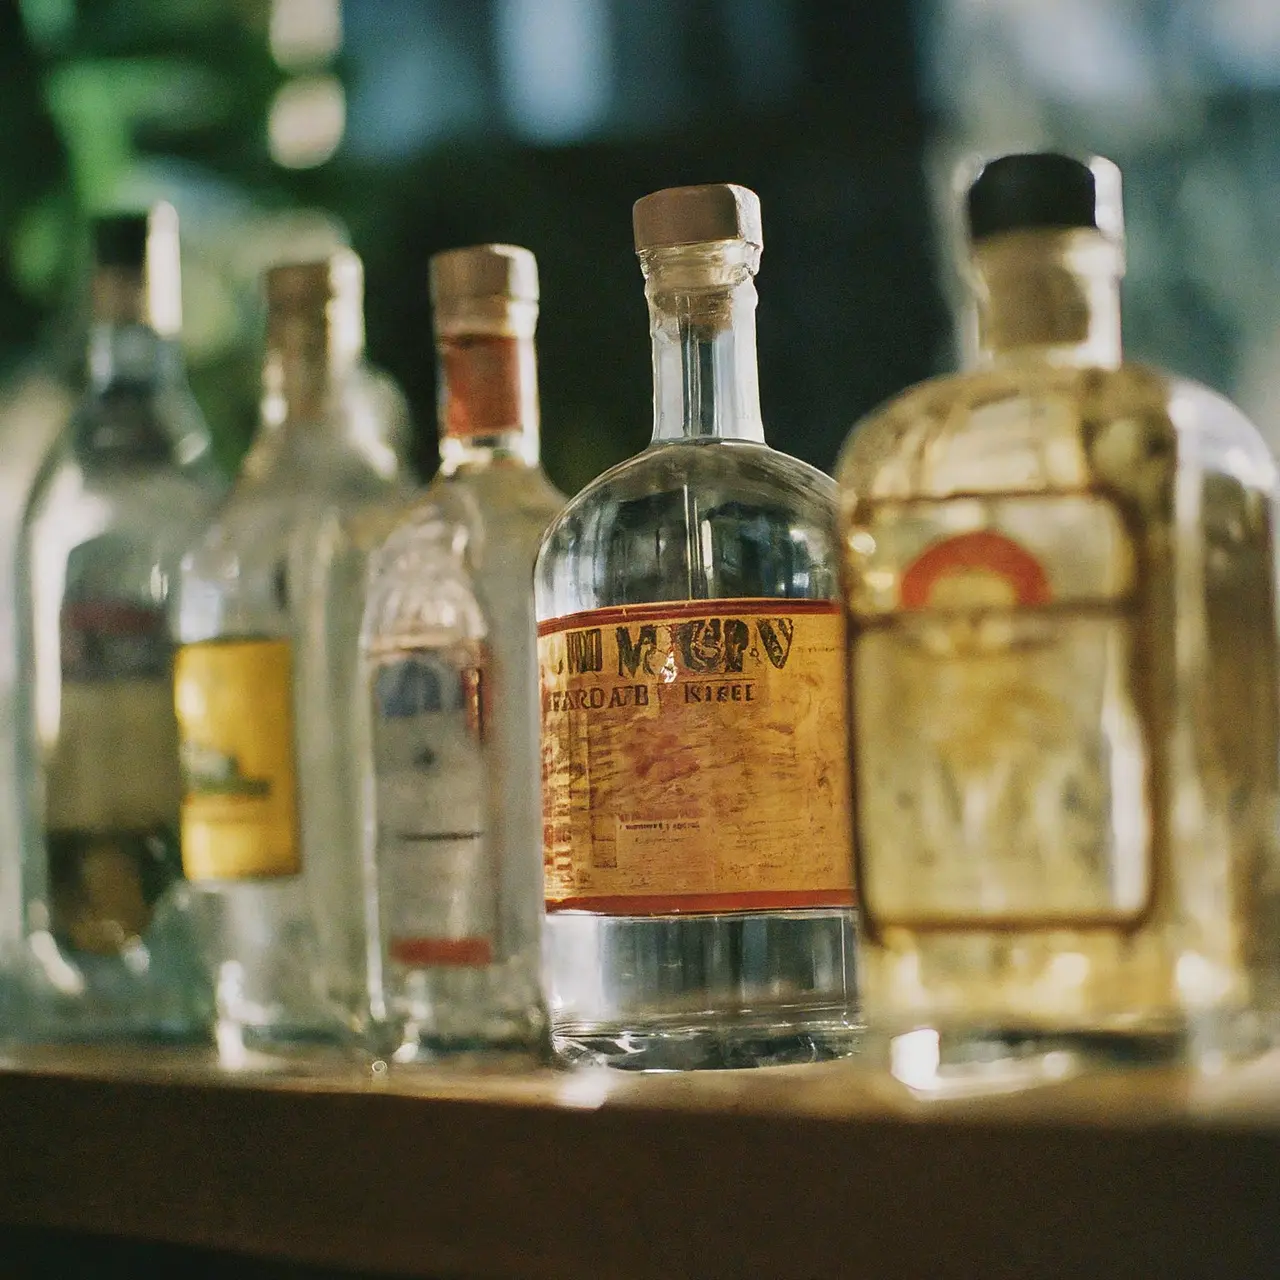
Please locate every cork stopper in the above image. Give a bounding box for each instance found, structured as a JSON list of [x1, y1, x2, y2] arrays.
[[266, 248, 363, 314], [90, 203, 183, 336], [632, 184, 762, 252], [430, 244, 539, 338], [264, 249, 364, 359], [430, 244, 538, 307], [261, 250, 365, 425]]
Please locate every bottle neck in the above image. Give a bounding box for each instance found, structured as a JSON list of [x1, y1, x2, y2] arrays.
[[435, 329, 541, 476], [86, 262, 185, 391], [643, 241, 765, 445], [970, 228, 1123, 370], [87, 321, 185, 391], [261, 305, 362, 431], [77, 267, 201, 464]]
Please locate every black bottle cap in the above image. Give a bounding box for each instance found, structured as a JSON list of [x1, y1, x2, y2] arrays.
[[966, 153, 1109, 242], [91, 214, 150, 268]]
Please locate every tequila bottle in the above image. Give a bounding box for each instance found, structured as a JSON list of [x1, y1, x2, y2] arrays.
[[173, 252, 411, 1055], [14, 206, 222, 1039], [362, 245, 560, 1061], [837, 152, 1280, 1091], [535, 185, 857, 1070]]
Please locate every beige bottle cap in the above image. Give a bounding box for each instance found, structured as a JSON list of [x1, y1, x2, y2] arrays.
[[430, 244, 539, 307], [632, 183, 762, 252], [265, 248, 363, 312]]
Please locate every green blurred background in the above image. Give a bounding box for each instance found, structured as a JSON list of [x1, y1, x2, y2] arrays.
[[3, 0, 1280, 494]]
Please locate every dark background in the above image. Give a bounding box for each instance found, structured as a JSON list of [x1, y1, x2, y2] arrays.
[[3, 0, 1279, 490]]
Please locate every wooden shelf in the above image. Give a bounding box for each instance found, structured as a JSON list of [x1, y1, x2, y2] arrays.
[[2, 1046, 1280, 1278]]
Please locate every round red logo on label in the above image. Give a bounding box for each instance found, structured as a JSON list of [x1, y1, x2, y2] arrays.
[[900, 530, 1050, 610]]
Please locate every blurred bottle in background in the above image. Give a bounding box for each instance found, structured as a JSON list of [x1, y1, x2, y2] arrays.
[[173, 250, 413, 1059], [0, 372, 77, 1027], [838, 152, 1280, 1093], [361, 245, 560, 1062], [13, 206, 223, 1041]]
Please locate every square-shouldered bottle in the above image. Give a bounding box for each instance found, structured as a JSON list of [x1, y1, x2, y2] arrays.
[[535, 184, 857, 1070], [837, 153, 1280, 1091]]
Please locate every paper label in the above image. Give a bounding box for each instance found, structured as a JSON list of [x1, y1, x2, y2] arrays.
[[845, 493, 1153, 932], [539, 599, 854, 915], [48, 600, 181, 832], [173, 637, 301, 881], [369, 644, 494, 966], [46, 599, 183, 953]]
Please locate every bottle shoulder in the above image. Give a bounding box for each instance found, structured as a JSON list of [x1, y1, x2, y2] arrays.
[[425, 464, 566, 573], [535, 440, 840, 617], [544, 439, 834, 546], [24, 444, 221, 546], [837, 360, 1275, 504]]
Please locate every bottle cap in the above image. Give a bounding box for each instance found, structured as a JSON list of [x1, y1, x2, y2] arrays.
[[265, 248, 363, 313], [632, 183, 762, 252], [430, 244, 538, 307], [263, 249, 365, 376], [92, 214, 149, 268], [89, 203, 182, 335], [966, 153, 1123, 244]]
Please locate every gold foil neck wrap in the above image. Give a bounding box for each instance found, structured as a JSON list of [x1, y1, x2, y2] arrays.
[[430, 244, 539, 338], [632, 184, 762, 252]]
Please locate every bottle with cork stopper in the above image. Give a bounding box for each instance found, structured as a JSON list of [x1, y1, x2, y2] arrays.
[[172, 250, 410, 1058], [534, 184, 858, 1070], [837, 151, 1280, 1092], [358, 243, 562, 1062], [13, 204, 221, 1042]]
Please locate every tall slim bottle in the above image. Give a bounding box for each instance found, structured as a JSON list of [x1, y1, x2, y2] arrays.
[[534, 185, 857, 1070], [837, 153, 1280, 1091], [173, 252, 410, 1055], [14, 206, 222, 1039], [361, 245, 561, 1060]]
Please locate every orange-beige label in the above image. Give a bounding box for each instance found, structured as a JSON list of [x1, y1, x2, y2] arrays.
[[173, 638, 301, 881], [539, 599, 853, 915]]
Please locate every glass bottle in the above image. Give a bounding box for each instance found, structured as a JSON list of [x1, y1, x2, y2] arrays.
[[361, 245, 561, 1061], [837, 152, 1280, 1092], [534, 185, 857, 1070], [173, 251, 410, 1057], [14, 206, 223, 1039]]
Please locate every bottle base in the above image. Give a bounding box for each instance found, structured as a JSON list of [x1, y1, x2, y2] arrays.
[[552, 1008, 862, 1072], [366, 1014, 554, 1069], [881, 1023, 1189, 1097]]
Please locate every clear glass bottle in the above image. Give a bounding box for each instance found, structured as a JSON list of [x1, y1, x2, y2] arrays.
[[535, 185, 857, 1070], [173, 251, 411, 1057], [14, 206, 223, 1040], [0, 368, 77, 1032], [361, 245, 561, 1062], [837, 152, 1280, 1092]]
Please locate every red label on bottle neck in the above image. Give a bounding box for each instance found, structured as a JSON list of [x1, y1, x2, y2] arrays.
[[440, 335, 525, 439]]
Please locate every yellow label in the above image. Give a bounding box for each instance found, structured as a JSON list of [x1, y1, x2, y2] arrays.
[[173, 637, 301, 881], [539, 599, 853, 915]]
